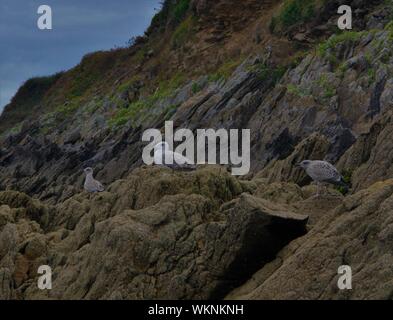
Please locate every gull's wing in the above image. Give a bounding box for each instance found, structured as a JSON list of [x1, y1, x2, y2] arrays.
[[312, 161, 342, 182], [94, 179, 105, 192]]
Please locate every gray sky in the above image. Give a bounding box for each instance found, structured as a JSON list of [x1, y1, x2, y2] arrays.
[[0, 0, 161, 113]]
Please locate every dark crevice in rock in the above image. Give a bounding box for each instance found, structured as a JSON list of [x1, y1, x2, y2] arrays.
[[209, 206, 308, 300], [368, 75, 387, 119]]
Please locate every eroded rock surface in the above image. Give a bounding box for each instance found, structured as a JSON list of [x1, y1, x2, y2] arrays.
[[0, 167, 308, 300], [227, 180, 393, 300]]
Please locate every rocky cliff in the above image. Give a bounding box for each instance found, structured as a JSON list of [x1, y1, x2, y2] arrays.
[[1, 0, 393, 300]]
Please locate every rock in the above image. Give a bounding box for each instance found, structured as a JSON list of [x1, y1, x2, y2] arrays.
[[0, 166, 309, 300], [63, 127, 81, 145], [0, 205, 14, 228], [13, 254, 29, 287], [45, 192, 306, 299], [227, 179, 393, 300], [338, 112, 393, 192], [255, 133, 331, 185], [0, 268, 14, 299], [0, 191, 48, 226], [23, 236, 47, 260]]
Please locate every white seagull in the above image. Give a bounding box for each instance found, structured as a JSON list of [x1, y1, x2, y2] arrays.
[[297, 160, 348, 196], [83, 167, 105, 193], [154, 142, 196, 171]]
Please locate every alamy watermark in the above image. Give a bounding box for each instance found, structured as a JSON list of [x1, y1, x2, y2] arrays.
[[142, 121, 251, 176], [35, 4, 353, 31], [338, 5, 352, 30], [338, 265, 352, 290], [37, 5, 52, 30], [37, 265, 52, 290]]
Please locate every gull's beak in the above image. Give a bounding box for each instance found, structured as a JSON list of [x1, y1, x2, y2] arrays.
[[295, 163, 301, 168]]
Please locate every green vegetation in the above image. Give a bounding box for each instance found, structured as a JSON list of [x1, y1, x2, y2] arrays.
[[364, 52, 373, 66], [287, 74, 336, 101], [317, 31, 365, 57], [134, 47, 149, 64], [385, 20, 393, 40], [367, 68, 377, 86], [0, 72, 63, 134], [110, 73, 185, 128], [316, 31, 367, 69], [172, 16, 195, 48], [1, 123, 23, 138], [269, 65, 287, 85], [173, 0, 191, 24], [269, 16, 278, 34], [56, 98, 81, 119], [109, 101, 144, 127], [289, 51, 308, 69], [9, 123, 22, 134], [335, 62, 348, 79], [15, 73, 63, 107], [208, 60, 242, 82], [148, 0, 191, 33], [192, 82, 204, 94], [336, 169, 352, 195], [117, 77, 140, 94], [250, 62, 287, 86], [150, 1, 170, 31], [286, 83, 311, 97], [270, 0, 315, 33], [59, 51, 115, 118], [316, 74, 336, 99]]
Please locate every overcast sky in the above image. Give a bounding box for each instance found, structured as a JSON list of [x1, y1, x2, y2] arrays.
[[0, 0, 160, 113]]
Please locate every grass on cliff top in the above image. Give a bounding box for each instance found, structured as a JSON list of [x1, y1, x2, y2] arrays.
[[172, 0, 191, 24], [8, 73, 63, 110], [0, 73, 63, 134], [150, 0, 190, 31]]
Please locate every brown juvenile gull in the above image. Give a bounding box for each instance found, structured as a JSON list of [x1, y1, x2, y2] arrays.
[[154, 142, 196, 171], [83, 167, 105, 193], [297, 160, 348, 196]]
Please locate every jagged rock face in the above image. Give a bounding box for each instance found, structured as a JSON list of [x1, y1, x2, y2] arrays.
[[227, 180, 393, 300], [338, 112, 393, 191], [0, 167, 308, 300]]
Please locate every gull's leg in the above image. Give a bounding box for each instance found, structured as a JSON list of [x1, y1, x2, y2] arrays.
[[316, 182, 321, 197], [311, 182, 320, 198], [323, 183, 328, 196]]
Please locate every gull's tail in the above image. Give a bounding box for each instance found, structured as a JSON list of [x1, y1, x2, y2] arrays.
[[326, 177, 350, 192], [178, 163, 197, 171]]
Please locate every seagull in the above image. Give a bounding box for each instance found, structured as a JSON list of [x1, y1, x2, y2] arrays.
[[83, 167, 105, 193], [154, 142, 196, 171], [297, 160, 348, 196]]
